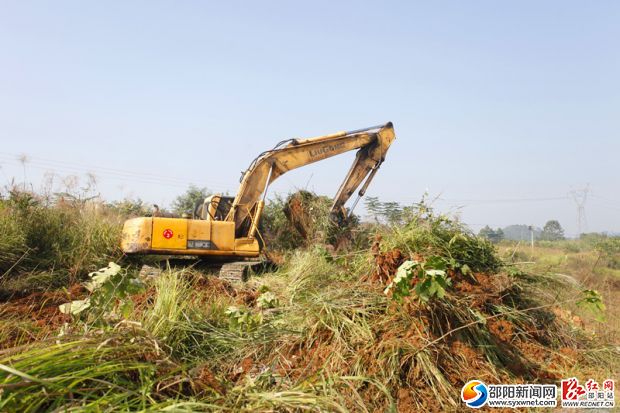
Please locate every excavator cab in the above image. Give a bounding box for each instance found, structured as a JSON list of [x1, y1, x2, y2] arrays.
[[194, 194, 234, 221]]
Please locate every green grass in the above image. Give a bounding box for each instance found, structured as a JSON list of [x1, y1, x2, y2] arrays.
[[0, 191, 124, 298], [499, 238, 620, 340]]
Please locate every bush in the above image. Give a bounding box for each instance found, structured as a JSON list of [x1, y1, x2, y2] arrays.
[[594, 237, 620, 269], [378, 204, 502, 273], [0, 190, 123, 286], [109, 198, 152, 217], [260, 194, 305, 251]]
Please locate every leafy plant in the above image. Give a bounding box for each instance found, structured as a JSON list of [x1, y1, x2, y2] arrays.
[[593, 236, 620, 269], [384, 256, 452, 302], [225, 306, 263, 332], [257, 291, 279, 309], [377, 201, 502, 273], [576, 289, 606, 322], [59, 262, 145, 324]]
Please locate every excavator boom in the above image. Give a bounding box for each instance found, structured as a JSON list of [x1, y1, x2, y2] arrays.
[[228, 122, 396, 231]]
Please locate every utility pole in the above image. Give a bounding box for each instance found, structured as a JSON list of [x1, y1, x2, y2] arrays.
[[569, 185, 590, 237], [528, 225, 534, 253]]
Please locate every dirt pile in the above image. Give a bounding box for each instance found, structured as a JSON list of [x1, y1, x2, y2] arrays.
[[353, 237, 600, 411], [0, 284, 85, 348]]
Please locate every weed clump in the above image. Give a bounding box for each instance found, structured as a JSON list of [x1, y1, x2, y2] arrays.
[[0, 190, 123, 297], [375, 203, 502, 274]]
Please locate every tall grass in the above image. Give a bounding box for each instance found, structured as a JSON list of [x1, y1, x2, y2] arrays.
[[142, 267, 192, 346], [378, 209, 502, 273], [0, 332, 172, 412], [0, 190, 123, 296]]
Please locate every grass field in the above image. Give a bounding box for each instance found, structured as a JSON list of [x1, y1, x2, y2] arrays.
[[0, 190, 618, 412], [499, 239, 620, 338]]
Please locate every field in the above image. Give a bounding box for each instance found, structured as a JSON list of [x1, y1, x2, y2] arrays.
[[0, 190, 618, 412], [499, 239, 620, 338]]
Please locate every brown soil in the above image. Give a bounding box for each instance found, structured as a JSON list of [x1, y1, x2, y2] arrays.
[[132, 287, 156, 311], [195, 365, 226, 395], [366, 236, 405, 284], [488, 319, 515, 343], [0, 284, 85, 348], [192, 275, 260, 307], [230, 356, 255, 382]]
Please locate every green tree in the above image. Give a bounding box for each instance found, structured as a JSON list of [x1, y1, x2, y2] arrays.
[[172, 185, 211, 215], [478, 225, 504, 243], [494, 227, 505, 243], [364, 197, 415, 225], [541, 220, 565, 241], [365, 196, 382, 223], [111, 198, 151, 217]]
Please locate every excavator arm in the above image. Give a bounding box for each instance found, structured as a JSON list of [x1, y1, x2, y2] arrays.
[[228, 122, 396, 233]]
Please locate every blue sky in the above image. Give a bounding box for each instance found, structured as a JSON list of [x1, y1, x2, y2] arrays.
[[1, 1, 618, 235]]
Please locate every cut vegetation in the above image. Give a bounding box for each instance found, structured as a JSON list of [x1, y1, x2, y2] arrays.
[[0, 189, 618, 412]]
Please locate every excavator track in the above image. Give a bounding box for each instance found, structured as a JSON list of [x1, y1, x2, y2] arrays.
[[218, 261, 263, 282], [137, 257, 271, 283]]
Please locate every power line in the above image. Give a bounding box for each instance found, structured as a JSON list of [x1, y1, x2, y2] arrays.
[[435, 196, 569, 204], [590, 201, 620, 212], [590, 195, 620, 207], [0, 151, 228, 186], [0, 153, 234, 192], [390, 194, 571, 205]]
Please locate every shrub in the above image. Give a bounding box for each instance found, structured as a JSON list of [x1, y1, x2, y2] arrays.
[[171, 185, 211, 215], [594, 237, 620, 269], [378, 203, 502, 273], [0, 190, 123, 288]]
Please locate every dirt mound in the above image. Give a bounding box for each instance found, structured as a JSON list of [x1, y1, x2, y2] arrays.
[[0, 284, 85, 347], [361, 236, 591, 396], [192, 274, 259, 307], [366, 235, 405, 283]]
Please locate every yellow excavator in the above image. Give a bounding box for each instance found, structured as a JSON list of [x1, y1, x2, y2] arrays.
[[121, 122, 396, 280]]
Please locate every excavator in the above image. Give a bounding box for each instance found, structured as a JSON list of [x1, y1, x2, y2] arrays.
[[121, 122, 396, 280]]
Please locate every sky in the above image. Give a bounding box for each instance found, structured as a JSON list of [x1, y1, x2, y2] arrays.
[[0, 1, 618, 236]]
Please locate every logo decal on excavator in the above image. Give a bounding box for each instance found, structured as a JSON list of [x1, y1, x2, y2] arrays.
[[162, 229, 174, 239], [309, 142, 345, 158]]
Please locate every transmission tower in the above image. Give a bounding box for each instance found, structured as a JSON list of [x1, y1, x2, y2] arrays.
[[569, 185, 589, 235]]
